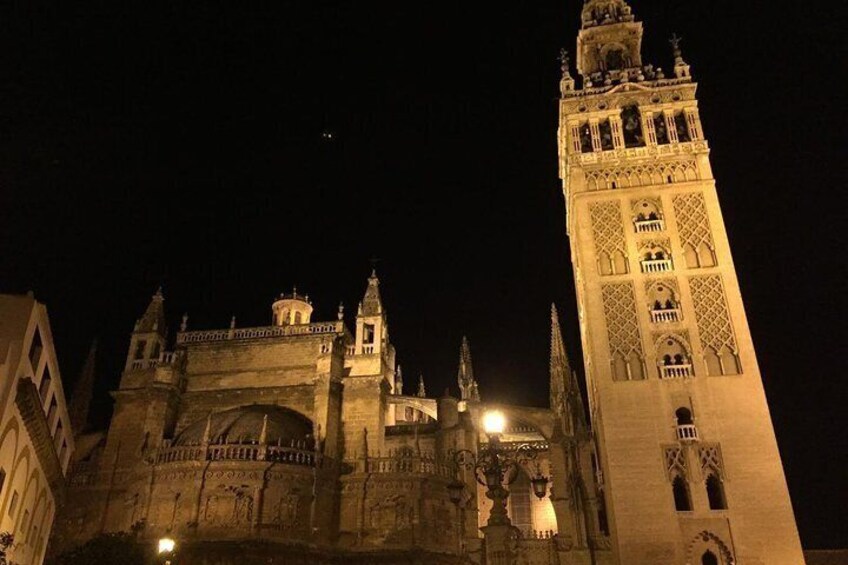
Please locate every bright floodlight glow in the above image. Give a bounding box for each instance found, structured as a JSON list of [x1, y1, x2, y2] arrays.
[[483, 410, 506, 435], [158, 537, 176, 554]]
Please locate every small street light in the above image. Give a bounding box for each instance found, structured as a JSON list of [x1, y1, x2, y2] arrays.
[[157, 537, 176, 565]]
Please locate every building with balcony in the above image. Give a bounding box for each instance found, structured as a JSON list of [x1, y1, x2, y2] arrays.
[[0, 293, 74, 565]]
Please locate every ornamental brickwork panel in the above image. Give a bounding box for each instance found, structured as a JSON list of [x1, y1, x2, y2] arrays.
[[673, 192, 715, 255], [689, 275, 737, 355], [601, 283, 643, 359], [590, 201, 627, 258]]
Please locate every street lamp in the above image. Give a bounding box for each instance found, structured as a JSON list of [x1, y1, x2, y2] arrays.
[[157, 537, 176, 565], [448, 410, 549, 527]]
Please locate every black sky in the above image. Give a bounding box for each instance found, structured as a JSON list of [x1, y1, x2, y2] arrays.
[[1, 0, 845, 549]]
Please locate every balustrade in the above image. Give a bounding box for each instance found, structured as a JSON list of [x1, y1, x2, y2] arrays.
[[155, 442, 317, 467], [361, 453, 453, 478], [650, 309, 681, 323], [660, 364, 693, 379], [635, 219, 665, 233], [676, 424, 699, 442], [641, 259, 673, 273], [177, 321, 344, 345]]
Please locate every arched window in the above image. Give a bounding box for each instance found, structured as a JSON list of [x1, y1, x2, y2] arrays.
[[294, 311, 302, 325], [702, 550, 719, 565], [706, 473, 727, 510], [599, 119, 614, 150], [654, 114, 670, 145], [605, 48, 625, 71], [580, 123, 593, 153], [672, 475, 692, 512], [675, 408, 693, 426], [621, 106, 645, 148]]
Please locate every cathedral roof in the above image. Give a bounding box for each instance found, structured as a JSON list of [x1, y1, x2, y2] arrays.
[[174, 405, 313, 446]]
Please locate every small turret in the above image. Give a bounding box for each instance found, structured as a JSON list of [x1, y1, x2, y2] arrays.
[[354, 270, 389, 357], [394, 365, 404, 395], [272, 287, 314, 326], [417, 374, 427, 398], [125, 288, 167, 371]]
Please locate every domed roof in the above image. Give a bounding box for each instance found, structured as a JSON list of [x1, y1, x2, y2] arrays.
[[174, 405, 313, 446]]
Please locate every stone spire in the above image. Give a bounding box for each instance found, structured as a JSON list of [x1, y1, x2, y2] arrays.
[[135, 287, 166, 335], [550, 304, 572, 410], [457, 337, 479, 402], [68, 339, 97, 437], [550, 304, 587, 436], [395, 365, 404, 395], [417, 374, 427, 398], [360, 269, 383, 316]]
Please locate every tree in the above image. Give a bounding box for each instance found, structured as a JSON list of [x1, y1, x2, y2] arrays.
[[46, 532, 148, 565], [0, 533, 13, 565]]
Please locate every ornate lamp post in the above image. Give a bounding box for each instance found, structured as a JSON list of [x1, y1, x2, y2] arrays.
[[447, 410, 549, 564]]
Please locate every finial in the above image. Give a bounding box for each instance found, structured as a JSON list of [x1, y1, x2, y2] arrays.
[[292, 285, 298, 299], [155, 285, 163, 298], [337, 302, 345, 321], [418, 374, 426, 398], [230, 315, 236, 329], [670, 33, 683, 57], [559, 48, 571, 76], [180, 313, 188, 332], [669, 33, 691, 79]]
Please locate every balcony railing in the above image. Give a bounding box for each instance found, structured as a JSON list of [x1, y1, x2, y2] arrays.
[[356, 452, 453, 478], [130, 352, 181, 370], [660, 364, 693, 379], [176, 320, 345, 345], [569, 140, 709, 166], [156, 442, 319, 467], [635, 219, 665, 233], [676, 424, 699, 442], [641, 259, 673, 273], [651, 309, 681, 323]]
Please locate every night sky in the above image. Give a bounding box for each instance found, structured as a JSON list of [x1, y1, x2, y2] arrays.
[[2, 0, 845, 549]]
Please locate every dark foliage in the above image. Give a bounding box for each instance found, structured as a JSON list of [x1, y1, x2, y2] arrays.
[[46, 532, 147, 565]]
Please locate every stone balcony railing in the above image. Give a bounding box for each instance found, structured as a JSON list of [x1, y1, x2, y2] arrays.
[[660, 364, 693, 380], [352, 452, 454, 478], [641, 259, 673, 273], [176, 320, 345, 345], [651, 309, 681, 323], [130, 352, 181, 370], [156, 441, 320, 467], [676, 424, 699, 442], [569, 140, 709, 167], [635, 219, 665, 233]]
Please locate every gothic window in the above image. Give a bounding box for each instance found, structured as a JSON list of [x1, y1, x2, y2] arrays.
[[605, 47, 625, 71], [134, 340, 146, 360], [672, 475, 692, 512], [621, 106, 645, 148], [706, 473, 727, 510], [657, 337, 693, 379], [363, 324, 375, 345], [654, 114, 670, 145], [29, 327, 43, 368], [580, 123, 593, 153], [633, 199, 664, 232], [647, 283, 680, 323], [39, 366, 52, 402], [599, 119, 614, 150], [675, 112, 692, 142], [640, 243, 673, 273], [702, 551, 719, 565]]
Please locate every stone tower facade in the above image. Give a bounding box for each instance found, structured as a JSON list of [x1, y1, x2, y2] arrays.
[[558, 2, 805, 564]]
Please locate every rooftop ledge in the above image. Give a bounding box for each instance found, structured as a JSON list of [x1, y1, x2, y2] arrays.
[[177, 320, 345, 345], [568, 140, 709, 167]]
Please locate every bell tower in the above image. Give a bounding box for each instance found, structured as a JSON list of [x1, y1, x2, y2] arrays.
[[558, 2, 805, 563]]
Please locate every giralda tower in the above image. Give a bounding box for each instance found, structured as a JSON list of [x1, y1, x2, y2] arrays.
[[557, 2, 805, 563]]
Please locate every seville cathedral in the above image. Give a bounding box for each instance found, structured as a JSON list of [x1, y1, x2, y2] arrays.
[[43, 1, 806, 564]]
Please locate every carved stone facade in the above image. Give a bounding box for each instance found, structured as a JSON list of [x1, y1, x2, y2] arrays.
[[560, 1, 805, 564], [50, 279, 609, 565]]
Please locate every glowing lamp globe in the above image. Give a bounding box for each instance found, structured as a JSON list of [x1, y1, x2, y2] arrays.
[[158, 537, 176, 554], [483, 410, 506, 436]]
